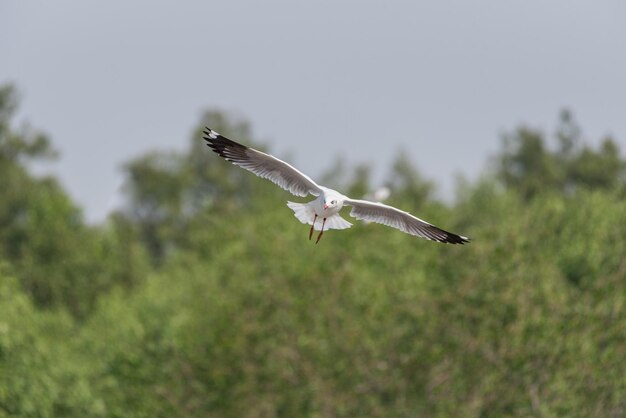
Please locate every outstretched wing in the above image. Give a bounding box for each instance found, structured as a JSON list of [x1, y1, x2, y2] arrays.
[[203, 128, 322, 197], [344, 198, 469, 244]]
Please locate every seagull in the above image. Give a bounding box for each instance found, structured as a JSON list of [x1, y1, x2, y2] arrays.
[[203, 128, 469, 245]]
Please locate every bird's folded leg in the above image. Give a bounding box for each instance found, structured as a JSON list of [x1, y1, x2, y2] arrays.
[[309, 214, 317, 240], [315, 218, 326, 244]]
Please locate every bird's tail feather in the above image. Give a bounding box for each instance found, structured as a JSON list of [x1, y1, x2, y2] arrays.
[[287, 201, 314, 225], [287, 201, 352, 231], [321, 214, 352, 231]]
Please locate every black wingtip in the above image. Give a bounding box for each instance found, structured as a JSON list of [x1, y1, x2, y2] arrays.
[[454, 236, 471, 245], [202, 127, 224, 147], [427, 227, 470, 245], [443, 234, 470, 245], [202, 127, 249, 161], [202, 126, 248, 152], [425, 222, 470, 245]]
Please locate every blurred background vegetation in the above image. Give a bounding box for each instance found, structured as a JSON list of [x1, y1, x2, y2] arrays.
[[1, 82, 625, 417]]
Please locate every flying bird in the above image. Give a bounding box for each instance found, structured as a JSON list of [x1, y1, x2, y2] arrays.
[[203, 128, 469, 245]]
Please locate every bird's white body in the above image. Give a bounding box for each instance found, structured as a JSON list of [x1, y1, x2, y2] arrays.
[[287, 187, 352, 232]]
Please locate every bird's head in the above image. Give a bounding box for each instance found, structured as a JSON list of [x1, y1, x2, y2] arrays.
[[323, 196, 342, 210]]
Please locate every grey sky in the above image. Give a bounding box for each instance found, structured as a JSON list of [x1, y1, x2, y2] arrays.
[[2, 0, 625, 223]]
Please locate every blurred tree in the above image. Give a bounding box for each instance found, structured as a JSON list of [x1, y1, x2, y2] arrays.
[[121, 151, 189, 264], [0, 84, 148, 318], [385, 150, 435, 210], [569, 138, 624, 190], [497, 110, 626, 199], [0, 273, 103, 417], [555, 108, 581, 160], [118, 110, 266, 265], [0, 85, 57, 163], [319, 156, 348, 191], [345, 163, 371, 198], [497, 127, 562, 199]]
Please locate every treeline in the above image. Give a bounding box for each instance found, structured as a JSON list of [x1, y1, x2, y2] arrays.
[[1, 83, 625, 417]]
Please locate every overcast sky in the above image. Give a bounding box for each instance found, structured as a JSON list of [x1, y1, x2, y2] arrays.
[[2, 0, 625, 222]]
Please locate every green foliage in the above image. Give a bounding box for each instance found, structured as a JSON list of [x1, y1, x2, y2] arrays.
[[497, 109, 626, 199], [0, 85, 149, 318], [386, 150, 435, 210], [0, 272, 103, 417], [0, 85, 56, 163], [118, 110, 267, 265], [32, 187, 622, 418], [1, 84, 625, 416]]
